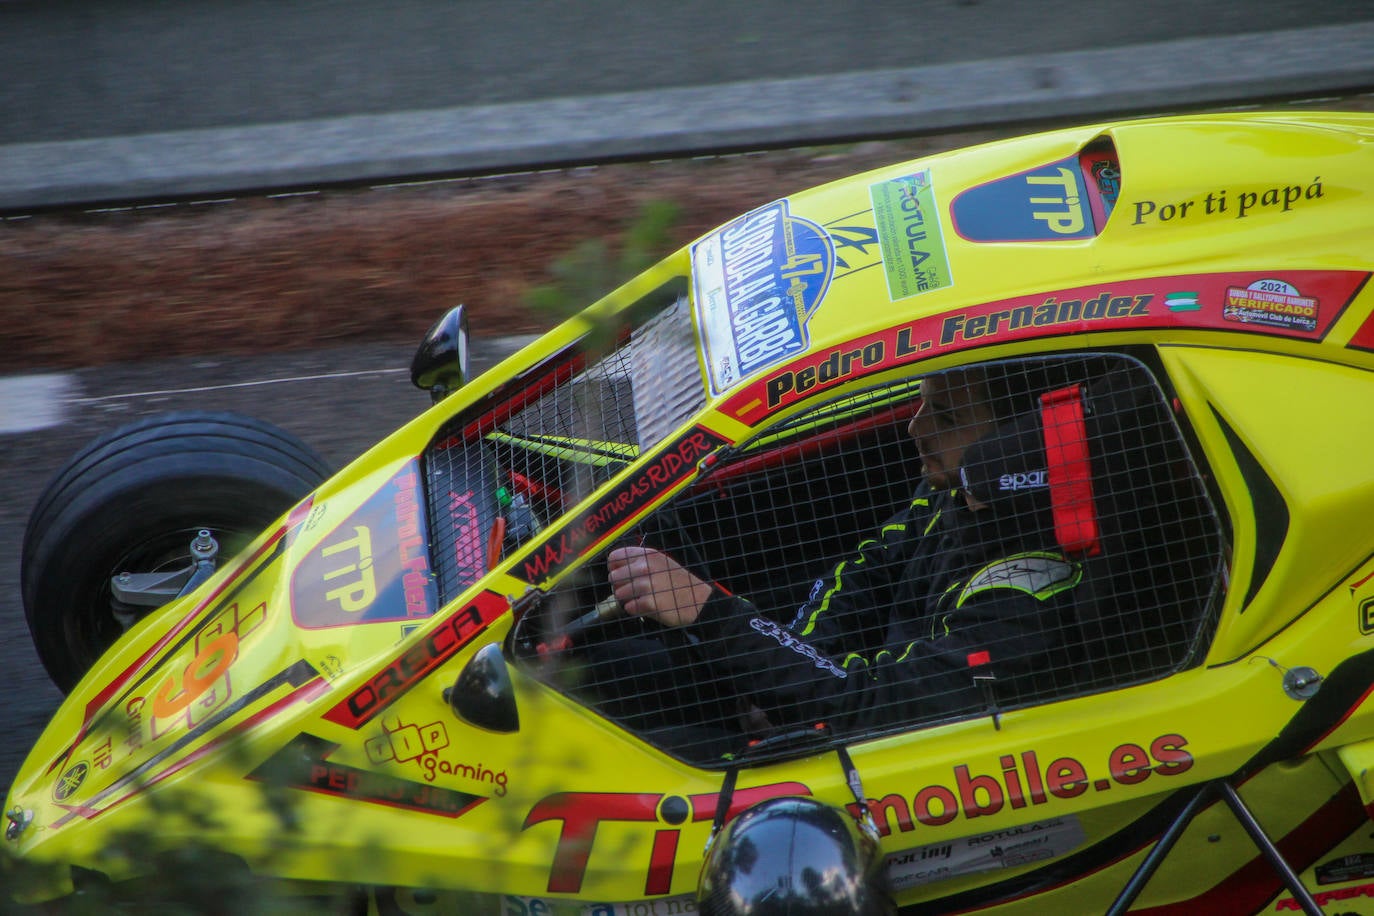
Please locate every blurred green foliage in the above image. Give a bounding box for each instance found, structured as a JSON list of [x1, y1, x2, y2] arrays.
[[0, 739, 361, 914], [522, 199, 682, 322]]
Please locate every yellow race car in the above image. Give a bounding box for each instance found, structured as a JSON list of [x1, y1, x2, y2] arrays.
[[6, 110, 1374, 915]]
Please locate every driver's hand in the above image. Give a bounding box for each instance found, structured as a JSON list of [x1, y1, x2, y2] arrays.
[[607, 546, 713, 628]]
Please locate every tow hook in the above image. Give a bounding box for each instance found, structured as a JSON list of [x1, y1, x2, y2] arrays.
[[5, 806, 32, 842]]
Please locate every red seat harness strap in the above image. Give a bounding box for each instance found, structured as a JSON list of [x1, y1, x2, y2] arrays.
[[1039, 384, 1101, 557]]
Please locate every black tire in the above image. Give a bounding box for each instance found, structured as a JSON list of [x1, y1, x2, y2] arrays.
[[21, 411, 332, 692]]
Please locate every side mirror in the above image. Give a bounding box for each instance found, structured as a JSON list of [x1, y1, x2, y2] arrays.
[[444, 643, 519, 733], [410, 305, 471, 402]]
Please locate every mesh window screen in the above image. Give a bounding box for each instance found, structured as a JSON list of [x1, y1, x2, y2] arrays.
[[519, 353, 1226, 767], [424, 292, 705, 604]]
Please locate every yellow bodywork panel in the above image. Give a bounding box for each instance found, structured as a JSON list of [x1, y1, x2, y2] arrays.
[[7, 110, 1374, 914]]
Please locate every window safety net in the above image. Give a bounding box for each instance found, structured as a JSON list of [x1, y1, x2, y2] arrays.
[[517, 353, 1227, 767], [423, 292, 705, 604]]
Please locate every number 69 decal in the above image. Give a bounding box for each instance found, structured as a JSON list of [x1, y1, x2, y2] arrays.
[[152, 631, 239, 720]]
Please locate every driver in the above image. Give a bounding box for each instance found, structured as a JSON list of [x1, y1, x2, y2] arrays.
[[605, 366, 1085, 735]]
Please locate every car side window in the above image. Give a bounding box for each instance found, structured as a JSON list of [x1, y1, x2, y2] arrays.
[[526, 352, 1227, 766]]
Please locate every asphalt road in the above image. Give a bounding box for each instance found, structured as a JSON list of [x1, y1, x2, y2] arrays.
[[0, 337, 533, 797], [8, 0, 1369, 144], [3, 0, 1373, 209]]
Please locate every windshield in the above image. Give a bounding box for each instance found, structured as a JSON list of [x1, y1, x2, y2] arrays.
[[504, 292, 705, 455], [422, 288, 707, 602]]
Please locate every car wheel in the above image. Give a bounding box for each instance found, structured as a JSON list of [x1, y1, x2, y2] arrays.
[[21, 411, 332, 692]]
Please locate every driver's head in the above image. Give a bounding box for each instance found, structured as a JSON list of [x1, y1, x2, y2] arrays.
[[908, 366, 1002, 489]]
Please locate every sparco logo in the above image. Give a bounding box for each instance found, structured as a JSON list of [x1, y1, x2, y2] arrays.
[[749, 617, 847, 679], [998, 470, 1047, 492]]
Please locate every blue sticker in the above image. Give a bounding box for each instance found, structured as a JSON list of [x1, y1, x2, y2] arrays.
[[950, 154, 1094, 241], [291, 461, 439, 629], [693, 200, 835, 394]]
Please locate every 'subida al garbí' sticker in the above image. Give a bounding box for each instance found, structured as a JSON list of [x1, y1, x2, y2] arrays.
[[692, 199, 835, 395]]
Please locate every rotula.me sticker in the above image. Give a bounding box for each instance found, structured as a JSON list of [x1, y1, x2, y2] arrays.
[[870, 170, 954, 300]]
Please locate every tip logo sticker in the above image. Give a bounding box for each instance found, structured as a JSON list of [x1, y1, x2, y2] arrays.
[[291, 461, 438, 629], [693, 200, 835, 394], [950, 155, 1094, 242], [871, 170, 954, 300]]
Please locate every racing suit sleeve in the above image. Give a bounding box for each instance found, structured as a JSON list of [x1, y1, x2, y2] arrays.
[[687, 550, 1081, 734], [775, 487, 944, 659]]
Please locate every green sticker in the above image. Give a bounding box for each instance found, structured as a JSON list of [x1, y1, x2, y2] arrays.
[[870, 170, 953, 301]]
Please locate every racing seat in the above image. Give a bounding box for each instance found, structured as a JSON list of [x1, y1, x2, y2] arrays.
[[1036, 359, 1224, 698], [953, 355, 1225, 714]]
